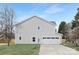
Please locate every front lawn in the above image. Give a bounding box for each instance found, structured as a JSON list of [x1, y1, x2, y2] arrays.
[[63, 42, 79, 51], [0, 44, 40, 55]]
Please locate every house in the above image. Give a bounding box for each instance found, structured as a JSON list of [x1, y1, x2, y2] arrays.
[[15, 16, 62, 44]]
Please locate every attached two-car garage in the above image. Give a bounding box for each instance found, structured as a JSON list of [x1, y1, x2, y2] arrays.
[[40, 34, 62, 44]]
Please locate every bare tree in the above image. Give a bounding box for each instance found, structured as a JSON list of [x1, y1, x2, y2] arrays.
[[61, 22, 73, 43], [0, 7, 15, 46], [72, 27, 79, 46], [0, 20, 3, 32]]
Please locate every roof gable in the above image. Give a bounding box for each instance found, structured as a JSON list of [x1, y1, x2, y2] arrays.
[[15, 16, 56, 26]]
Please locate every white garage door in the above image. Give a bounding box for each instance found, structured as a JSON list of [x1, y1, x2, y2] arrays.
[[40, 39, 60, 44]]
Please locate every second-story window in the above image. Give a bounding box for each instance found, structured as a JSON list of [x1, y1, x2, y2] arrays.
[[38, 26, 40, 30], [55, 29, 57, 32]]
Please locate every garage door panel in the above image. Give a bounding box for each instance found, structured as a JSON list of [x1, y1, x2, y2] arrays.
[[40, 39, 60, 44]]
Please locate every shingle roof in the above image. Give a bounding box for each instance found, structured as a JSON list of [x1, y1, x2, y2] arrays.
[[15, 16, 56, 26]]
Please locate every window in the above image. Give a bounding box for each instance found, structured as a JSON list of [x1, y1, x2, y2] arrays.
[[19, 36, 21, 40], [43, 37, 46, 39], [32, 37, 35, 42], [55, 29, 57, 32], [56, 37, 59, 39], [43, 37, 59, 39], [51, 37, 55, 39], [38, 26, 40, 30], [47, 37, 51, 39]]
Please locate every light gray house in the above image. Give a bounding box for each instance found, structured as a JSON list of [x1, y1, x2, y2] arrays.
[[15, 16, 62, 44]]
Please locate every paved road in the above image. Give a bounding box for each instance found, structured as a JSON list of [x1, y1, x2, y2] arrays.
[[39, 45, 79, 55]]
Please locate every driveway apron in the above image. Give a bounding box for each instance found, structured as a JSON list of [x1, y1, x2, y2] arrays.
[[39, 45, 79, 55]]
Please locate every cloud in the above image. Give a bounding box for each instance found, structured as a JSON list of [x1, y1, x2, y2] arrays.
[[45, 4, 64, 14]]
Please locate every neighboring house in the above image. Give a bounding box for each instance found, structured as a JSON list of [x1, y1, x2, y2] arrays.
[[15, 16, 62, 44]]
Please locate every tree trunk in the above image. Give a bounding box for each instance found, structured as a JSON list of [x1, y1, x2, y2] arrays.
[[8, 33, 11, 46], [74, 39, 78, 47], [8, 39, 10, 46]]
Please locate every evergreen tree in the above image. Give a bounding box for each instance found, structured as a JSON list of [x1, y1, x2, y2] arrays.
[[58, 21, 66, 39], [72, 8, 79, 29], [75, 8, 79, 21]]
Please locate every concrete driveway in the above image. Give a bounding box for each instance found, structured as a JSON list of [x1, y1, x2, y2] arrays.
[[39, 45, 79, 55]]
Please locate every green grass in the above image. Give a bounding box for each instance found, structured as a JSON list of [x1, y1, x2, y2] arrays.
[[63, 42, 79, 51], [0, 44, 40, 55]]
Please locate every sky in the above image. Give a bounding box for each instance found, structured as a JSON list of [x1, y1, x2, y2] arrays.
[[0, 3, 79, 29]]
